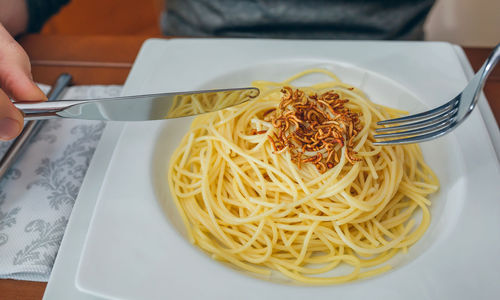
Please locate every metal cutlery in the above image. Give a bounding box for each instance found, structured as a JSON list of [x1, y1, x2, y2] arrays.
[[374, 43, 499, 145], [14, 88, 260, 121]]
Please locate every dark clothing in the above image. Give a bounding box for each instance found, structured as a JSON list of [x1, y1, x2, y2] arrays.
[[161, 0, 435, 40], [26, 0, 70, 32]]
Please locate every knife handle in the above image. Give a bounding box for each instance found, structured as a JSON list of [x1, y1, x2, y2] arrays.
[[15, 100, 84, 120]]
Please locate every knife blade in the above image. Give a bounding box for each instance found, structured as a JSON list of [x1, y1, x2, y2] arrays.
[[14, 87, 260, 121]]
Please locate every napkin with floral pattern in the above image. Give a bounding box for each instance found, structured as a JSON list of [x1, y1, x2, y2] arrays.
[[0, 84, 122, 281]]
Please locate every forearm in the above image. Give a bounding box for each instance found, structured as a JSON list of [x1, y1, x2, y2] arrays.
[[0, 0, 29, 36]]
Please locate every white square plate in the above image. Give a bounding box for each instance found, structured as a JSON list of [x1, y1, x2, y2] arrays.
[[75, 39, 500, 300]]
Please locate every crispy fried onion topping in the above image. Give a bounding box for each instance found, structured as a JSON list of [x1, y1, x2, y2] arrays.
[[265, 86, 362, 173]]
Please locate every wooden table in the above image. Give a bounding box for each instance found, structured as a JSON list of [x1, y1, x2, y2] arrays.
[[1, 35, 499, 300]]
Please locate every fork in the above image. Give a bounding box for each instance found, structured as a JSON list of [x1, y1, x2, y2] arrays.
[[373, 43, 500, 145]]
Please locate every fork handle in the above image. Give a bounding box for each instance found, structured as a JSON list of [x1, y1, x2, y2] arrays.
[[479, 43, 500, 85], [458, 43, 500, 121]]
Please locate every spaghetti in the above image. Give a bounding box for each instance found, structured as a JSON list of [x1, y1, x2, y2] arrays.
[[167, 69, 439, 284]]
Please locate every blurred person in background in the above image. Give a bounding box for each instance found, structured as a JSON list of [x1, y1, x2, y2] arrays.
[[162, 0, 435, 40], [0, 0, 435, 141]]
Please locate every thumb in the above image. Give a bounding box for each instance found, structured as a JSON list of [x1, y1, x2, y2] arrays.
[[0, 89, 23, 140], [0, 24, 46, 101], [0, 23, 46, 140]]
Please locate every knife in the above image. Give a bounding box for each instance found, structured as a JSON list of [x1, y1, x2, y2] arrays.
[[14, 87, 260, 121]]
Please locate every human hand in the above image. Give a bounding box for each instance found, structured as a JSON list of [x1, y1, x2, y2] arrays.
[[0, 23, 47, 141]]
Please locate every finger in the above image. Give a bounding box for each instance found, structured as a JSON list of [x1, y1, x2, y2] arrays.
[[0, 89, 23, 141], [0, 24, 46, 101]]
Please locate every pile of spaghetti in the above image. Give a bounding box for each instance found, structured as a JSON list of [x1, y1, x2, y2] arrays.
[[168, 69, 439, 284]]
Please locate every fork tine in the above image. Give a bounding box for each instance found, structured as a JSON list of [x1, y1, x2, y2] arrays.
[[375, 105, 458, 132], [374, 118, 454, 139], [377, 97, 458, 125], [373, 122, 456, 145]]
